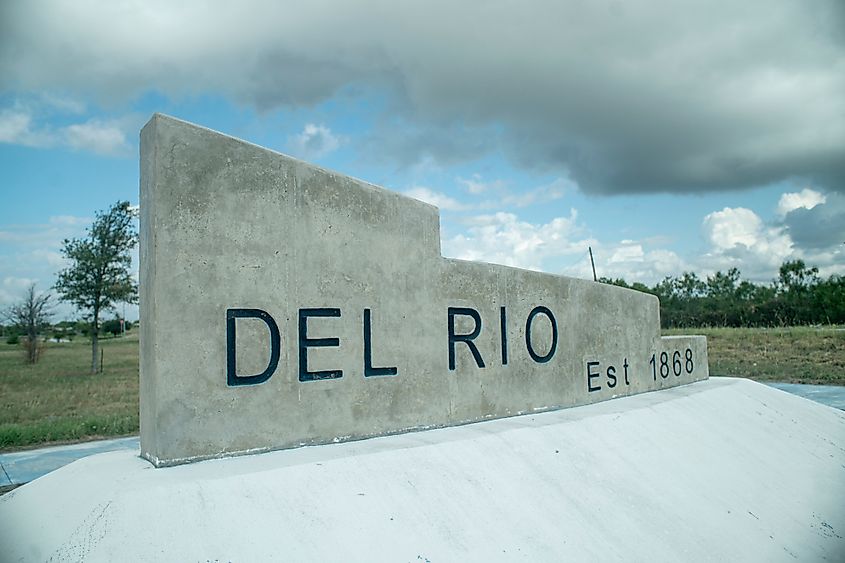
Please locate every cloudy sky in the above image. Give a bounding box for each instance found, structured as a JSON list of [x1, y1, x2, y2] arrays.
[[1, 0, 843, 320]]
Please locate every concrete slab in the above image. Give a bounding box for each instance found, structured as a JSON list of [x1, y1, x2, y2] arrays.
[[2, 378, 842, 562]]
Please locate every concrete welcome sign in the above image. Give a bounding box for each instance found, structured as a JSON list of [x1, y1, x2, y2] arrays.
[[140, 114, 708, 467]]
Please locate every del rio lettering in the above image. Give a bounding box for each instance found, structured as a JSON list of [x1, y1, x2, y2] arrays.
[[226, 305, 560, 386]]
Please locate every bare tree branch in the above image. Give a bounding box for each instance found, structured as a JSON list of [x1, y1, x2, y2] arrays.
[[3, 283, 54, 364]]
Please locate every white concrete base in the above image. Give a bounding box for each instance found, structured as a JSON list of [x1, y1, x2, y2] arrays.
[[1, 378, 843, 562]]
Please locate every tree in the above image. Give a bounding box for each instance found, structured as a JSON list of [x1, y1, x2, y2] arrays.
[[102, 317, 125, 337], [777, 259, 819, 293], [2, 283, 53, 363], [55, 201, 138, 373], [703, 269, 742, 326], [775, 260, 820, 325]]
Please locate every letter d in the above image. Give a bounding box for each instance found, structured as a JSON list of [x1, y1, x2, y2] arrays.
[[226, 308, 280, 386]]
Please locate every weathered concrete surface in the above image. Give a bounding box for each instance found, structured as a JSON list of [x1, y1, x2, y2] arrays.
[[140, 114, 707, 466], [2, 378, 842, 562]]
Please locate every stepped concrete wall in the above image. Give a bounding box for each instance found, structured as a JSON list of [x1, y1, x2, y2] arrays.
[[139, 114, 707, 467]]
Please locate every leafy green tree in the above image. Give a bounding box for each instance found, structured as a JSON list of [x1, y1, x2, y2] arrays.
[[777, 260, 819, 292], [55, 201, 138, 373], [814, 276, 845, 325], [2, 283, 53, 363], [75, 320, 91, 337], [702, 269, 741, 326], [775, 260, 820, 324], [629, 282, 653, 294], [102, 317, 126, 337], [598, 277, 630, 289]]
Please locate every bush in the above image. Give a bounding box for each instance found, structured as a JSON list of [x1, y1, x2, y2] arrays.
[[102, 318, 125, 337], [22, 336, 45, 363], [6, 334, 19, 345]]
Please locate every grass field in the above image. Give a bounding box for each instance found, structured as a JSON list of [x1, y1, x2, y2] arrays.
[[664, 326, 845, 386], [0, 333, 139, 451], [1, 326, 842, 451]]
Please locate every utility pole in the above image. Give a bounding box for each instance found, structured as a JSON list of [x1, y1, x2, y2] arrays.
[[588, 246, 597, 282]]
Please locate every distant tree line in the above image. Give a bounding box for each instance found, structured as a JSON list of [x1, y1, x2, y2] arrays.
[[601, 260, 845, 328], [1, 316, 134, 344]]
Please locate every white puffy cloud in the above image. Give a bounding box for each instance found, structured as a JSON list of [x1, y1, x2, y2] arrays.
[[444, 210, 591, 271], [562, 241, 688, 284], [436, 192, 840, 289], [457, 175, 504, 196], [424, 185, 844, 286], [608, 242, 645, 264], [777, 188, 826, 217], [440, 210, 687, 284], [635, 249, 689, 279], [403, 187, 469, 211], [704, 208, 769, 250], [63, 119, 129, 155], [0, 108, 53, 147], [0, 110, 32, 142], [700, 207, 793, 280], [694, 197, 845, 281], [0, 103, 131, 156], [286, 123, 341, 160]]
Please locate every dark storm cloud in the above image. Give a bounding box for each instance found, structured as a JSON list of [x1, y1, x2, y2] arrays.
[[2, 0, 844, 194], [360, 120, 496, 169], [781, 193, 845, 251]]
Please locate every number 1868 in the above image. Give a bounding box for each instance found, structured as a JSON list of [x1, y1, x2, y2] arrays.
[[650, 348, 694, 380]]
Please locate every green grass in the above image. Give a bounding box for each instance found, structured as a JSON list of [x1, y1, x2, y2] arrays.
[[664, 326, 845, 386], [0, 326, 842, 452], [0, 333, 139, 451]]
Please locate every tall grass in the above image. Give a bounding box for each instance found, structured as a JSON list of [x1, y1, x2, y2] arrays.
[[664, 326, 845, 386], [0, 333, 139, 450]]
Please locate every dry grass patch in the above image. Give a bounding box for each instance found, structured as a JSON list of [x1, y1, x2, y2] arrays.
[[664, 326, 845, 386]]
